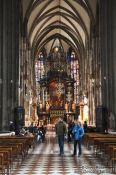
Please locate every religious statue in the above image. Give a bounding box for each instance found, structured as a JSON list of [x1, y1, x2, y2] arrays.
[[65, 102, 69, 113], [46, 101, 50, 112], [72, 101, 76, 112]]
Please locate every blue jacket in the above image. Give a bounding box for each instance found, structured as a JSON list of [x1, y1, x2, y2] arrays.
[[72, 124, 84, 140]]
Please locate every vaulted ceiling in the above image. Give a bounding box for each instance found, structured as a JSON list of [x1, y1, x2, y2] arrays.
[[22, 0, 97, 58]]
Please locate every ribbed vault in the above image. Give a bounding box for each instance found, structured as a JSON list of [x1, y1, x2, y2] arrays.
[[23, 0, 97, 58]]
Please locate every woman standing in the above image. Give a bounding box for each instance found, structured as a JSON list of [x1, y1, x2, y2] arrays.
[[72, 120, 84, 157]]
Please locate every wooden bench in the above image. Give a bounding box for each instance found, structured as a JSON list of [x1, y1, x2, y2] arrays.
[[0, 136, 30, 157], [0, 153, 5, 175], [0, 150, 10, 175], [84, 133, 116, 173], [0, 135, 36, 174], [84, 133, 116, 149], [92, 137, 116, 172]]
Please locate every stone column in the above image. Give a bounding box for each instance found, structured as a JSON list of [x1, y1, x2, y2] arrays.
[[109, 1, 116, 115], [0, 0, 22, 131], [0, 0, 3, 130], [99, 0, 116, 129]]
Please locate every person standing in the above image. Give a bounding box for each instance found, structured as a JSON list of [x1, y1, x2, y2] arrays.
[[72, 120, 84, 157], [55, 117, 67, 156], [9, 121, 15, 132], [83, 121, 88, 133], [67, 120, 75, 142]]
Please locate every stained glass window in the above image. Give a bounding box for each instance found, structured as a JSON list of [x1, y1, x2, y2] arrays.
[[35, 52, 45, 102], [70, 51, 80, 104]]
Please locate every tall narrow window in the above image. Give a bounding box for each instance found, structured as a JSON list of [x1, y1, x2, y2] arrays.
[[70, 51, 80, 104], [35, 52, 45, 102]]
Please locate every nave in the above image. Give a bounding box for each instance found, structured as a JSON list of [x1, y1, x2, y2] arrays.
[[11, 131, 115, 175]]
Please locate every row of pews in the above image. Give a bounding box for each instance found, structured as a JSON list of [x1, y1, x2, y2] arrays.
[[84, 132, 116, 173], [0, 134, 36, 174]]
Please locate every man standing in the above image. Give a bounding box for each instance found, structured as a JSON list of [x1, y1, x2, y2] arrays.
[[56, 117, 67, 156], [72, 120, 84, 157]]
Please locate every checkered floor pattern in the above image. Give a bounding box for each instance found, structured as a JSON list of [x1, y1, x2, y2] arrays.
[[11, 131, 115, 175]]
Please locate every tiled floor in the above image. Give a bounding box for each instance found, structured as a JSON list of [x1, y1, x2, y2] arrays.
[[11, 131, 115, 175]]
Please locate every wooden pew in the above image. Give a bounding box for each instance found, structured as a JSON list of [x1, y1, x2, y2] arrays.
[[0, 137, 28, 153], [106, 146, 116, 173], [0, 150, 10, 175], [0, 153, 5, 175], [92, 137, 116, 172], [84, 133, 116, 173], [0, 135, 36, 174], [0, 145, 17, 169], [84, 133, 116, 149]]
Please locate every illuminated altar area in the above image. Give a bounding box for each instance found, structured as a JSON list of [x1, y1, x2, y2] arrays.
[[34, 45, 86, 125]]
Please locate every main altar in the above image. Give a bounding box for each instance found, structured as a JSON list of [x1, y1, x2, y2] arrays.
[[36, 46, 80, 124]]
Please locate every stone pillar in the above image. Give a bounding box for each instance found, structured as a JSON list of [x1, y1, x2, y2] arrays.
[[109, 1, 116, 115], [0, 0, 22, 131], [99, 0, 109, 107], [0, 0, 3, 130], [99, 0, 116, 129]]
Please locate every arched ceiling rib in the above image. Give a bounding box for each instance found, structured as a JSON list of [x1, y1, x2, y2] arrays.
[[29, 9, 87, 47], [33, 26, 81, 53], [23, 0, 97, 57], [34, 33, 80, 58]]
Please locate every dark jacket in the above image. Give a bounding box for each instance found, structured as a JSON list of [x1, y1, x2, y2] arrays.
[[56, 121, 67, 136]]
